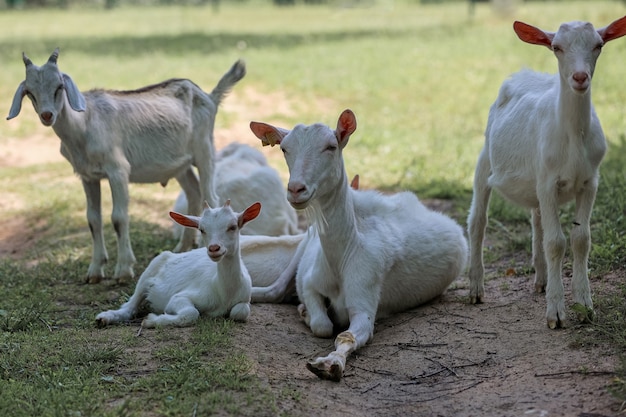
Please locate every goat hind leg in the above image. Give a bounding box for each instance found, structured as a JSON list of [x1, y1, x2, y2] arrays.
[[142, 295, 200, 328], [531, 208, 548, 293], [174, 168, 201, 252], [467, 149, 492, 304], [108, 172, 136, 283]]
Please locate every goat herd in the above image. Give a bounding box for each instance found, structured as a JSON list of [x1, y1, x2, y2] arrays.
[[7, 15, 626, 381]]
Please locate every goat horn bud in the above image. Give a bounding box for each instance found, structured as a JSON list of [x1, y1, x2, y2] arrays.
[[22, 52, 33, 67], [48, 48, 60, 64], [224, 199, 231, 207]]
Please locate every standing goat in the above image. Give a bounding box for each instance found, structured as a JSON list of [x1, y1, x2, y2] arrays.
[[7, 48, 246, 283], [250, 109, 468, 381], [95, 200, 260, 327], [467, 16, 626, 329]]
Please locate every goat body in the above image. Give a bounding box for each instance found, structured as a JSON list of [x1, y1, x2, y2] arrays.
[[250, 109, 468, 381], [7, 48, 246, 283], [95, 201, 265, 327], [172, 142, 300, 240], [467, 16, 626, 329]]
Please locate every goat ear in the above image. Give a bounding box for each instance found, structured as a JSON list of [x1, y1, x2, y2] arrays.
[[22, 52, 33, 67], [48, 48, 60, 65], [335, 109, 357, 148], [350, 174, 360, 190], [169, 211, 200, 229], [7, 81, 25, 120], [513, 21, 554, 48], [249, 121, 289, 147], [62, 73, 86, 112], [239, 202, 261, 228], [598, 15, 626, 43]]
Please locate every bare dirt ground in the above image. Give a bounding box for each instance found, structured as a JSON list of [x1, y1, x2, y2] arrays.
[[1, 89, 623, 416]]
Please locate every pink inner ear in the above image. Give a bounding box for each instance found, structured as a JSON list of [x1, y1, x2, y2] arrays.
[[169, 211, 199, 229], [336, 109, 357, 142], [513, 21, 554, 47]]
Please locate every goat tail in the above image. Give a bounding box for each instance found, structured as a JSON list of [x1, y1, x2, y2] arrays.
[[210, 59, 246, 106]]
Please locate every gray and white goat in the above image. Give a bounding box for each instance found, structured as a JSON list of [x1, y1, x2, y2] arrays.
[[7, 48, 246, 283]]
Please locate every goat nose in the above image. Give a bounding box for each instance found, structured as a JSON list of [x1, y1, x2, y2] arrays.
[[41, 112, 53, 123], [208, 244, 220, 253], [572, 72, 588, 84], [288, 182, 307, 197]]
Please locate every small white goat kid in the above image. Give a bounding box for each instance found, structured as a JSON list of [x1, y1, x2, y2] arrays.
[[7, 48, 246, 284], [95, 200, 260, 327], [467, 16, 626, 329], [172, 142, 300, 239], [250, 109, 468, 381]]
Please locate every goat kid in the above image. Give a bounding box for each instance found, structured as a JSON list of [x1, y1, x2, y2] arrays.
[[467, 16, 626, 329], [95, 200, 260, 328], [250, 109, 468, 381], [7, 48, 246, 283]]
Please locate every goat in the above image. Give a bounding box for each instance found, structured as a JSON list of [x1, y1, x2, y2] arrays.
[[172, 142, 300, 240], [95, 200, 261, 327], [7, 48, 246, 283], [250, 109, 468, 381], [467, 16, 626, 329]]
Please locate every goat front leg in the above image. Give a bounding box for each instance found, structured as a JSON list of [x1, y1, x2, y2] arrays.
[[307, 308, 375, 382], [538, 193, 567, 329], [229, 302, 251, 322], [108, 171, 136, 283], [467, 149, 492, 304], [82, 179, 108, 283], [570, 184, 597, 322]]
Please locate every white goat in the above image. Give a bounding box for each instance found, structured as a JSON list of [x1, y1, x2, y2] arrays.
[[467, 16, 626, 329], [7, 48, 246, 283], [172, 142, 300, 240], [250, 109, 468, 381], [95, 200, 261, 327]]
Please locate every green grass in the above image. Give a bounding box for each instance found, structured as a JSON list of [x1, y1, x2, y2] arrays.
[[1, 1, 626, 414]]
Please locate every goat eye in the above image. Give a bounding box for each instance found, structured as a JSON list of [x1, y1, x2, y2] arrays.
[[325, 145, 337, 152], [228, 225, 237, 232], [280, 147, 287, 154], [199, 228, 206, 235], [55, 85, 64, 96], [552, 45, 562, 53], [594, 43, 603, 52]]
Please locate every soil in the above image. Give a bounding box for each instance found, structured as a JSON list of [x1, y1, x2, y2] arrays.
[[1, 88, 623, 416]]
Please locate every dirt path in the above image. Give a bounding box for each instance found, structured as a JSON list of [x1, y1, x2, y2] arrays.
[[234, 270, 621, 417]]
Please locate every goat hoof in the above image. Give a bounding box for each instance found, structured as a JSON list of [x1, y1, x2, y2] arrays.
[[571, 303, 594, 323], [86, 275, 102, 284], [306, 360, 343, 382]]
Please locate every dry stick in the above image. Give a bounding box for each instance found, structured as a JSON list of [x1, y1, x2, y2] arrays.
[[535, 370, 615, 378]]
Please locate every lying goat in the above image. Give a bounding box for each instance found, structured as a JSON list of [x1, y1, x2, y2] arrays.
[[7, 48, 246, 283], [96, 200, 261, 327], [250, 109, 468, 381], [172, 142, 300, 240]]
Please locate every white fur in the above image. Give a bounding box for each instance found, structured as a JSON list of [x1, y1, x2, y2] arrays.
[[172, 142, 300, 240], [250, 109, 468, 381], [95, 201, 267, 328], [467, 17, 626, 329], [7, 48, 245, 283]]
